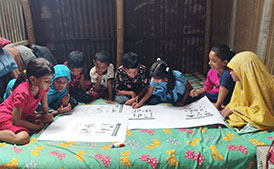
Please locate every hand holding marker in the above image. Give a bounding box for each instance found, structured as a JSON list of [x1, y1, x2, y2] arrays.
[[110, 142, 125, 148]]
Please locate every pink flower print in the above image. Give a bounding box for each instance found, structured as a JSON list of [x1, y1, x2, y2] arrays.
[[94, 154, 111, 168], [144, 78, 147, 84], [185, 150, 204, 167], [178, 128, 193, 135], [140, 129, 155, 136], [139, 154, 158, 169], [185, 150, 195, 159], [49, 150, 66, 160], [133, 79, 137, 83], [9, 146, 23, 154], [227, 145, 247, 155], [119, 77, 122, 81], [127, 84, 132, 88]]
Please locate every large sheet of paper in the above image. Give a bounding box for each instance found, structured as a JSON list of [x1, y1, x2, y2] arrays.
[[38, 97, 226, 142], [127, 96, 227, 129], [38, 105, 129, 142]]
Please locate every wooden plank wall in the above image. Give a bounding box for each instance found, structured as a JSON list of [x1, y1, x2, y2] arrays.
[[29, 0, 117, 70], [211, 0, 274, 74], [29, 0, 207, 73], [124, 0, 207, 73], [0, 0, 26, 42]]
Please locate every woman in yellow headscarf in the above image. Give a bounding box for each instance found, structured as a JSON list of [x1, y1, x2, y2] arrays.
[[222, 51, 274, 131]]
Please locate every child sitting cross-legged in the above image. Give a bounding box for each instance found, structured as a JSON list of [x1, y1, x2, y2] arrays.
[[114, 52, 149, 105], [89, 51, 115, 102]]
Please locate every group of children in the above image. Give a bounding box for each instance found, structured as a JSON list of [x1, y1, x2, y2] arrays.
[[0, 44, 273, 145]]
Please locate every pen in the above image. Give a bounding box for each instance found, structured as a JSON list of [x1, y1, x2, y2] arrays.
[[110, 143, 125, 148]]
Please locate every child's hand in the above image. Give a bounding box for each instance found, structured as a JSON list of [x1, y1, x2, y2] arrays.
[[33, 119, 44, 130], [125, 98, 137, 106], [58, 104, 72, 114], [62, 94, 70, 106], [132, 102, 143, 109], [189, 89, 198, 97]]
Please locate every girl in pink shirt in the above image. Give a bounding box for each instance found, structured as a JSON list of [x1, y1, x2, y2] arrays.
[[189, 44, 235, 110], [0, 58, 54, 144]]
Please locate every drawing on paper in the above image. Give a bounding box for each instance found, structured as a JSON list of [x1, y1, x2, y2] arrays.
[[129, 108, 156, 120], [183, 105, 213, 120], [94, 105, 123, 114], [73, 122, 121, 136]]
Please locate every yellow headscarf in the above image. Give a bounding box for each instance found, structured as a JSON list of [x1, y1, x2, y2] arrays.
[[226, 51, 274, 131]]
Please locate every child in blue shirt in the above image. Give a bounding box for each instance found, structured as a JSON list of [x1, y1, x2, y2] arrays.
[[132, 58, 192, 108]]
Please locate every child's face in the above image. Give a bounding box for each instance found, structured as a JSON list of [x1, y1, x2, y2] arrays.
[[230, 70, 240, 82], [70, 67, 83, 76], [125, 68, 138, 79], [94, 60, 109, 75], [33, 74, 53, 90], [54, 77, 68, 92], [208, 51, 227, 71]]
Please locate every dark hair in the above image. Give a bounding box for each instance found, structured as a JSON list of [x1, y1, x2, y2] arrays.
[[122, 52, 139, 69], [150, 59, 176, 93], [94, 50, 111, 63], [12, 58, 54, 90], [67, 51, 85, 68], [211, 44, 235, 62]]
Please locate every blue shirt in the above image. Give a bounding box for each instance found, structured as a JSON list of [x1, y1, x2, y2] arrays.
[[219, 70, 235, 105], [150, 70, 187, 103]]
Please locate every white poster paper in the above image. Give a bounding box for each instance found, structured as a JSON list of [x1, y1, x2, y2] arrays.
[[38, 116, 128, 143], [127, 96, 227, 129]]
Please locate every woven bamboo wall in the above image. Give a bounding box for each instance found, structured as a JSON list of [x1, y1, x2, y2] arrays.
[[0, 0, 26, 42]]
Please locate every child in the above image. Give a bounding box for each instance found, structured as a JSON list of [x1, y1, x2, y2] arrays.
[[89, 51, 114, 102], [221, 51, 274, 131], [64, 51, 92, 103], [132, 58, 192, 109], [48, 65, 78, 116], [189, 44, 235, 110], [114, 52, 148, 105], [0, 58, 54, 144]]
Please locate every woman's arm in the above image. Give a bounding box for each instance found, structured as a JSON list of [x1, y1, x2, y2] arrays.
[[214, 86, 229, 110], [12, 107, 44, 130], [132, 86, 154, 109], [79, 74, 86, 91]]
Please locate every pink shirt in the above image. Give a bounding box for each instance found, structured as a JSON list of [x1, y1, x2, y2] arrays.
[[203, 69, 220, 93], [0, 82, 48, 120]]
